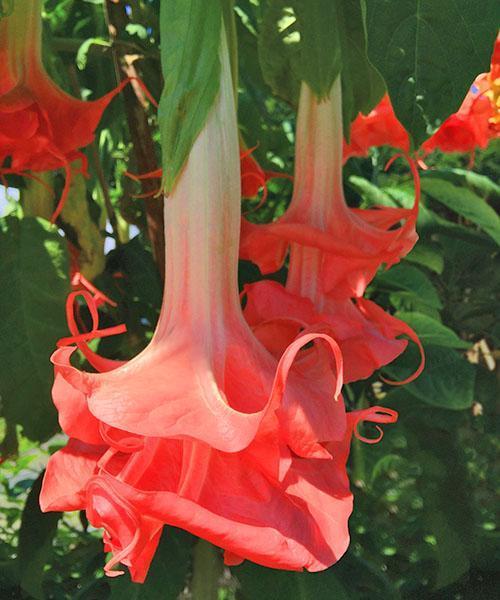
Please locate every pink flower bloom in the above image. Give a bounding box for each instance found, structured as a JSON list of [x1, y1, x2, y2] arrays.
[[345, 35, 500, 159], [240, 80, 422, 383], [41, 36, 386, 581], [241, 80, 418, 300], [422, 74, 495, 154]]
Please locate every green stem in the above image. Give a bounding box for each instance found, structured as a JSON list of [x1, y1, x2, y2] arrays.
[[351, 391, 369, 489], [191, 539, 223, 600]]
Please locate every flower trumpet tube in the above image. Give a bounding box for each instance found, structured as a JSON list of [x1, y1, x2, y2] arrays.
[[0, 0, 129, 221], [241, 79, 423, 383]]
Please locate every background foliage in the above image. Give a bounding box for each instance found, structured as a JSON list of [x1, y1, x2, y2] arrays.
[[0, 1, 498, 598]]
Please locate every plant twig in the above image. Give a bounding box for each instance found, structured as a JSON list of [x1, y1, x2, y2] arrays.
[[104, 0, 165, 275]]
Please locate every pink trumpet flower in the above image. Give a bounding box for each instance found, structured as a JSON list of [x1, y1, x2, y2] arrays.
[[241, 80, 423, 383], [41, 35, 396, 580]]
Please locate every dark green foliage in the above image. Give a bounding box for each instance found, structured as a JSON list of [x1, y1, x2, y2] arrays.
[[0, 217, 69, 441], [159, 0, 223, 192]]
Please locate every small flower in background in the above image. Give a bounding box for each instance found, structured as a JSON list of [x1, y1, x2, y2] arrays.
[[0, 0, 128, 221]]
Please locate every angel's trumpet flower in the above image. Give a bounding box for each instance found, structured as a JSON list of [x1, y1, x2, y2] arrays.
[[241, 80, 423, 383], [49, 43, 345, 458], [41, 32, 368, 580], [0, 0, 128, 221]]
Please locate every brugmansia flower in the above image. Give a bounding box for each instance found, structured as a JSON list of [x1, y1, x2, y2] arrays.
[[0, 0, 127, 221], [40, 34, 397, 581], [422, 73, 496, 154], [241, 80, 418, 300], [241, 80, 422, 383]]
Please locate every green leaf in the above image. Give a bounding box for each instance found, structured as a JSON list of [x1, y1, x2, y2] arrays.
[[395, 312, 470, 348], [384, 345, 476, 409], [0, 217, 69, 441], [365, 0, 500, 146], [405, 242, 444, 274], [257, 1, 301, 105], [375, 263, 443, 309], [425, 168, 500, 203], [348, 175, 398, 208], [334, 0, 386, 130], [421, 177, 500, 245], [159, 0, 223, 192], [294, 0, 342, 99], [425, 510, 470, 590], [234, 562, 350, 600], [108, 528, 193, 599], [76, 37, 111, 70], [258, 0, 384, 125], [17, 472, 61, 600]]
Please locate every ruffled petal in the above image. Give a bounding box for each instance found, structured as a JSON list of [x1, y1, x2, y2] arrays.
[[39, 438, 105, 512], [243, 281, 417, 384], [86, 478, 163, 583]]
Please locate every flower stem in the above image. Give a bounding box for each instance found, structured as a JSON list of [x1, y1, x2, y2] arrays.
[[191, 539, 223, 600]]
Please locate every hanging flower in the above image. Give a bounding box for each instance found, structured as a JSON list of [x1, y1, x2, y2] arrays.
[[240, 80, 421, 383], [243, 280, 423, 385], [422, 73, 495, 154], [40, 34, 380, 581], [0, 0, 128, 221]]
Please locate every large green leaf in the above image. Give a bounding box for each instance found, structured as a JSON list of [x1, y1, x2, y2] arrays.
[[234, 561, 350, 600], [421, 176, 500, 245], [365, 0, 500, 145], [294, 0, 341, 99], [333, 0, 386, 129], [257, 1, 301, 105], [17, 472, 61, 600], [425, 510, 470, 590], [404, 242, 444, 274], [159, 0, 223, 192], [424, 168, 500, 203], [258, 0, 384, 123], [374, 263, 443, 309], [0, 217, 69, 441], [384, 345, 476, 409], [395, 312, 470, 348]]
